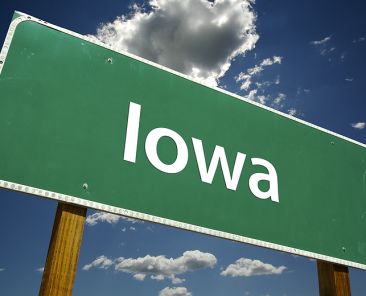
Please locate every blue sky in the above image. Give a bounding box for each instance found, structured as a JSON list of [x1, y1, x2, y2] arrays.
[[0, 1, 366, 295]]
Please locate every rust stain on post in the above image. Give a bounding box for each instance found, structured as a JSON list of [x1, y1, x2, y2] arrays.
[[317, 260, 351, 296], [39, 202, 86, 296]]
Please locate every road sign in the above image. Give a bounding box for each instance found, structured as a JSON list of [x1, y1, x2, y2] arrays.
[[1, 12, 365, 269]]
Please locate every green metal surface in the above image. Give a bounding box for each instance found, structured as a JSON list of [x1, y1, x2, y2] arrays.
[[1, 16, 366, 267]]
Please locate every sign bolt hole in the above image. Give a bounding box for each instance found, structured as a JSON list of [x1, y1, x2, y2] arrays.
[[107, 58, 113, 64], [330, 141, 335, 145], [342, 247, 346, 252], [82, 183, 88, 190], [0, 61, 3, 64]]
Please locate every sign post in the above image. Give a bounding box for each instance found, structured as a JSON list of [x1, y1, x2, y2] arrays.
[[317, 260, 351, 296], [39, 203, 86, 296]]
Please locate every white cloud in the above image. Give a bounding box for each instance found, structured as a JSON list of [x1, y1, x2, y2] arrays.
[[242, 89, 268, 105], [353, 37, 365, 43], [243, 89, 257, 100], [220, 258, 286, 277], [133, 273, 147, 281], [146, 225, 155, 232], [236, 56, 282, 91], [121, 226, 137, 232], [351, 122, 365, 130], [340, 52, 346, 62], [255, 95, 269, 105], [0, 268, 5, 272], [83, 255, 114, 271], [159, 287, 192, 296], [86, 211, 143, 226], [320, 46, 335, 56], [310, 36, 335, 57], [151, 274, 165, 281], [287, 108, 297, 116], [254, 76, 280, 92], [243, 89, 288, 110], [84, 250, 216, 283], [296, 87, 311, 96], [86, 212, 120, 226], [260, 56, 282, 66], [310, 36, 331, 46], [115, 250, 216, 283], [274, 76, 281, 85], [345, 78, 354, 82], [236, 72, 252, 91], [93, 0, 259, 87], [36, 267, 44, 273], [171, 276, 186, 284], [271, 92, 286, 107]]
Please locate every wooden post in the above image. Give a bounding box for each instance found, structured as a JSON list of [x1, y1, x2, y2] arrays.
[[39, 202, 87, 296], [317, 260, 351, 296]]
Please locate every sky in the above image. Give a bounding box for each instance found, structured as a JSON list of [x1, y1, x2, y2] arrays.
[[0, 0, 366, 295]]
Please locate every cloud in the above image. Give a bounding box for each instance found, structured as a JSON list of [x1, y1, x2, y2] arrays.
[[86, 211, 143, 226], [133, 273, 147, 281], [271, 92, 286, 108], [296, 87, 310, 96], [261, 56, 282, 66], [287, 108, 297, 116], [310, 36, 335, 57], [36, 267, 44, 273], [171, 276, 186, 284], [340, 52, 347, 62], [0, 268, 5, 272], [93, 0, 259, 87], [242, 89, 288, 111], [345, 78, 354, 82], [146, 225, 155, 232], [84, 250, 216, 284], [255, 75, 280, 90], [220, 258, 286, 277], [122, 226, 137, 232], [353, 37, 365, 43], [242, 89, 267, 105], [82, 255, 114, 271], [351, 122, 365, 130], [236, 56, 282, 91], [159, 287, 192, 296], [310, 36, 331, 46], [235, 56, 286, 108], [86, 212, 120, 225], [115, 250, 216, 283]]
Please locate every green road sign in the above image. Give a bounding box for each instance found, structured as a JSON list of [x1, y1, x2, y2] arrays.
[[1, 12, 366, 269]]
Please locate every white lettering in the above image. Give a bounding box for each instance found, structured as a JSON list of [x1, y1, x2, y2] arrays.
[[192, 138, 246, 191], [123, 102, 280, 202], [145, 128, 188, 174], [249, 158, 279, 202], [123, 102, 141, 163]]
